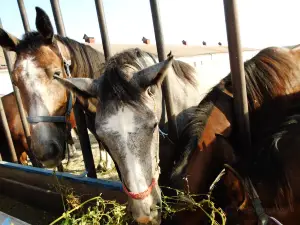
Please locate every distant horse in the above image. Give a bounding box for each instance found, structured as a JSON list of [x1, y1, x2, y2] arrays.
[[0, 7, 112, 171], [55, 48, 206, 224], [0, 91, 77, 165], [167, 45, 300, 224]]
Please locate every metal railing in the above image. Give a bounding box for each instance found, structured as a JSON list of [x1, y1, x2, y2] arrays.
[[0, 0, 251, 178]]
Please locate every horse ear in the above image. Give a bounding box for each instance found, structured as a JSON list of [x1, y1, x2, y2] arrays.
[[0, 28, 20, 52], [54, 76, 98, 98], [223, 165, 247, 210], [35, 7, 54, 44], [132, 52, 174, 89]]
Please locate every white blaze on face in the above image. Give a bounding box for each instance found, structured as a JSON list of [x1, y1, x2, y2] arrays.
[[16, 57, 55, 117], [102, 106, 150, 193], [103, 106, 137, 140]]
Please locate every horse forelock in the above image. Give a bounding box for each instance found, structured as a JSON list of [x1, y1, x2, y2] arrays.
[[97, 48, 198, 110]]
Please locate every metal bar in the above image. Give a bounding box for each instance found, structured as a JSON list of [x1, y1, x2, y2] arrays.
[[73, 103, 97, 178], [0, 19, 42, 168], [149, 0, 178, 141], [50, 0, 67, 36], [0, 161, 125, 214], [223, 0, 251, 150], [94, 0, 112, 60], [17, 0, 30, 33], [0, 97, 18, 163], [94, 0, 110, 167], [49, 0, 97, 178]]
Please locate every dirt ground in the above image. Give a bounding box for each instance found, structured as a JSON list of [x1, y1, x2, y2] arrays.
[[48, 129, 119, 181]]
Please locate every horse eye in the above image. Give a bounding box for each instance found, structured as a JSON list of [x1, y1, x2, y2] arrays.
[[147, 86, 155, 97]]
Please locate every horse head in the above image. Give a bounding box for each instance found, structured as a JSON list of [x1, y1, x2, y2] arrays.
[[0, 7, 76, 167], [54, 49, 179, 224]]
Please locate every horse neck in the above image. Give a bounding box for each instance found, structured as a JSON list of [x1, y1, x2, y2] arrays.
[[158, 64, 204, 186], [169, 85, 235, 192], [159, 66, 203, 137], [59, 37, 105, 79]]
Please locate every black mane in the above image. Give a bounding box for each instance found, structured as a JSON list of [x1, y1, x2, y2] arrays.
[[97, 48, 198, 109], [15, 31, 105, 79]]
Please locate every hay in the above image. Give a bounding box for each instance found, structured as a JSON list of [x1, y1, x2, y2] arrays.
[[49, 167, 227, 225], [49, 182, 226, 225]]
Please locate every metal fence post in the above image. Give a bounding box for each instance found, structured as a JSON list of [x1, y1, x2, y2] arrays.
[[50, 0, 97, 178], [17, 0, 30, 33], [0, 18, 42, 167], [94, 0, 111, 168], [149, 0, 178, 141], [0, 97, 18, 163], [94, 0, 112, 60], [223, 0, 251, 151], [50, 0, 66, 36]]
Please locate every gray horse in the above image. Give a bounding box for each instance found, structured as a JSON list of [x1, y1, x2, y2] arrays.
[[55, 49, 206, 224]]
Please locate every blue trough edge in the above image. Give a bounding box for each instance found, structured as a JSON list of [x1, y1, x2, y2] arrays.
[[0, 161, 123, 192]]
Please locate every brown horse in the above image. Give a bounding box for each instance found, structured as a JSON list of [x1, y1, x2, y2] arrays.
[[0, 91, 77, 165], [166, 45, 300, 224], [0, 7, 110, 169]]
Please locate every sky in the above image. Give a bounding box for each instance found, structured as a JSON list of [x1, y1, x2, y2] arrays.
[[0, 0, 299, 48]]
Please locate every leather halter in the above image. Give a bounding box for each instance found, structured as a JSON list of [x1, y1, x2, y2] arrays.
[[223, 164, 283, 225], [123, 178, 157, 200], [26, 40, 73, 133]]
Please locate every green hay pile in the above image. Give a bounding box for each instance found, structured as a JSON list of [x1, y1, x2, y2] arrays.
[[50, 172, 226, 225], [49, 187, 226, 225]]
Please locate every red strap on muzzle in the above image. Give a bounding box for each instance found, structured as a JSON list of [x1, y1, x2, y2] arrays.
[[122, 178, 157, 200]]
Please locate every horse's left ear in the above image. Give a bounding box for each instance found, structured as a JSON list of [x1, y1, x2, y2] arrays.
[[223, 164, 247, 210], [35, 7, 54, 44], [0, 28, 20, 52], [132, 52, 174, 89]]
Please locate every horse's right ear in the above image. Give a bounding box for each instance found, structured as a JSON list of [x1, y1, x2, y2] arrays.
[[54, 76, 98, 98], [0, 28, 20, 52], [133, 52, 174, 89], [35, 7, 54, 44]]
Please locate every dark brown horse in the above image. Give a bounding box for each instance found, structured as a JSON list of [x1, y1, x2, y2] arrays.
[[0, 91, 77, 165], [0, 7, 110, 169], [167, 45, 300, 224]]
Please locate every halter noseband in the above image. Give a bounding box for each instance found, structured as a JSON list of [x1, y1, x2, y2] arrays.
[[26, 41, 73, 130], [123, 178, 157, 200], [220, 164, 283, 225]]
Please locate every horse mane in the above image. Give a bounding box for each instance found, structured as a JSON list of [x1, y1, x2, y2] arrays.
[[97, 48, 198, 108], [229, 47, 298, 110], [56, 35, 105, 79], [15, 31, 105, 79], [172, 46, 300, 208]]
